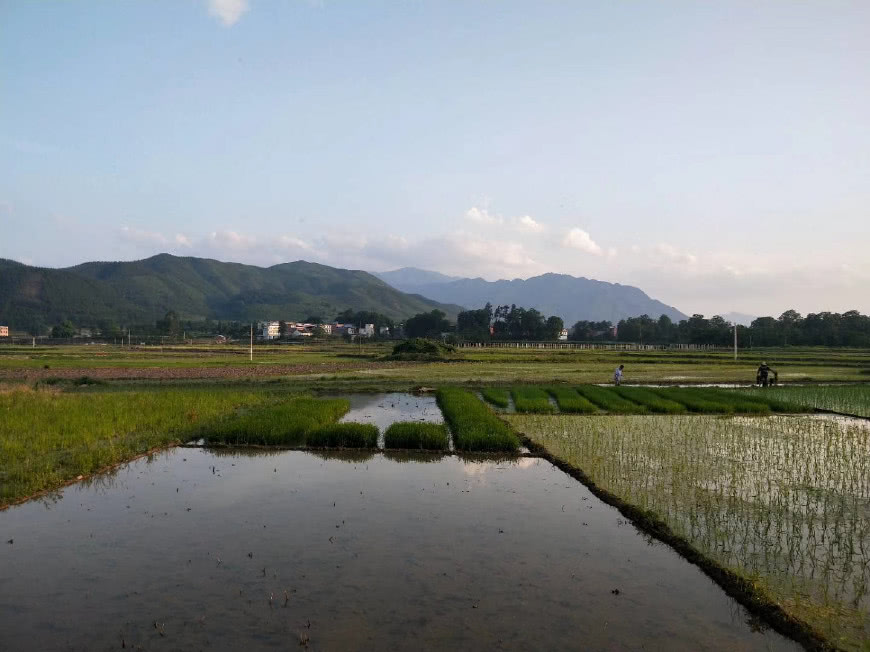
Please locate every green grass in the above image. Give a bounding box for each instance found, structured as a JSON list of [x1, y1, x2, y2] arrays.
[[436, 387, 520, 452], [480, 388, 510, 408], [509, 413, 870, 650], [384, 422, 449, 450], [0, 386, 270, 506], [546, 387, 598, 413], [511, 386, 555, 413], [200, 397, 350, 446], [306, 422, 379, 448], [613, 386, 687, 414], [576, 385, 647, 414]]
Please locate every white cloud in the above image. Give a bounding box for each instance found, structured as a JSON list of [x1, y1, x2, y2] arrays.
[[120, 226, 168, 246], [207, 0, 250, 26], [562, 227, 602, 255], [652, 243, 697, 265], [465, 206, 503, 226], [208, 229, 257, 250], [515, 215, 544, 232], [175, 234, 192, 247]]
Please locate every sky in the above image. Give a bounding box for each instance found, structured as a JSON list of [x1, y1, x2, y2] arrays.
[[2, 0, 869, 318]]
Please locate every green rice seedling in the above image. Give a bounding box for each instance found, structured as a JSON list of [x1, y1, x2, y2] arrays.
[[201, 397, 350, 446], [653, 388, 735, 414], [0, 387, 271, 506], [384, 422, 449, 450], [732, 386, 863, 416], [436, 387, 520, 452], [576, 385, 647, 414], [511, 386, 556, 413], [546, 387, 598, 414], [690, 388, 770, 414], [307, 422, 378, 448], [508, 413, 870, 649], [480, 388, 511, 408], [613, 386, 687, 414]]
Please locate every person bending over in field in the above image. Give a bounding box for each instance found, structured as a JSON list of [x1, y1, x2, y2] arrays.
[[756, 361, 777, 387], [613, 364, 624, 386]]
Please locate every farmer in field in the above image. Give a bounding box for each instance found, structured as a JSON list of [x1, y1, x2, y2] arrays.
[[613, 364, 624, 386], [756, 361, 777, 387]]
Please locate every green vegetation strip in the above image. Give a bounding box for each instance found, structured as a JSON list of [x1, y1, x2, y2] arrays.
[[613, 386, 687, 414], [511, 386, 555, 413], [436, 387, 520, 452], [652, 387, 750, 414], [546, 387, 598, 413], [480, 388, 510, 408], [576, 385, 647, 414], [509, 414, 869, 650], [307, 422, 379, 448], [201, 397, 350, 446], [384, 422, 449, 451], [732, 385, 870, 417], [0, 387, 270, 507]]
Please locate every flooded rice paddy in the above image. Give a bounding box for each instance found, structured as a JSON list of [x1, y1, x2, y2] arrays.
[[0, 448, 797, 651]]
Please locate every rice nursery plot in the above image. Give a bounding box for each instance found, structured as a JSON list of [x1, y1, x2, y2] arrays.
[[0, 386, 270, 507], [508, 413, 870, 650], [511, 386, 556, 413], [731, 385, 870, 418], [576, 385, 647, 414], [436, 387, 520, 452], [613, 386, 688, 414], [201, 397, 350, 446], [384, 422, 449, 450], [480, 387, 510, 408], [546, 387, 598, 413], [307, 422, 379, 448]]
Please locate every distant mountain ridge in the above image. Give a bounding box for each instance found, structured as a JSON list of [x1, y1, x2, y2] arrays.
[[0, 255, 463, 332], [373, 267, 460, 287], [374, 267, 687, 324]]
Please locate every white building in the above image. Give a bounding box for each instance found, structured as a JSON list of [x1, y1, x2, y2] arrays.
[[359, 323, 375, 337], [558, 328, 569, 341], [258, 321, 280, 340], [379, 325, 390, 336], [0, 326, 8, 337]]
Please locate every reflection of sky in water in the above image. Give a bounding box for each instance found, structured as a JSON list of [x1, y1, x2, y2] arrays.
[[0, 448, 797, 651], [337, 393, 443, 430]]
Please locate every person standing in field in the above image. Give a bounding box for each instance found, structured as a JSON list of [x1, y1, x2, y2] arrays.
[[613, 364, 624, 386], [756, 361, 776, 387]]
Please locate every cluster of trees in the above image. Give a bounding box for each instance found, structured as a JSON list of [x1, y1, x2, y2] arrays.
[[404, 304, 565, 341], [569, 310, 870, 347]]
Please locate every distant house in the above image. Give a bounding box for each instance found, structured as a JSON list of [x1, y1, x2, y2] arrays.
[[558, 328, 569, 341], [359, 323, 375, 337], [258, 321, 280, 340], [214, 334, 227, 344], [0, 326, 8, 337], [320, 324, 333, 335], [379, 326, 390, 337]]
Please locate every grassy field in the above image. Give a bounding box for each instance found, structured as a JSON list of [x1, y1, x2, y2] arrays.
[[509, 413, 870, 650], [2, 342, 869, 384], [0, 386, 271, 507]]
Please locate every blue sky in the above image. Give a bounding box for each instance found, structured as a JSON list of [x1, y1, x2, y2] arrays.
[[2, 0, 868, 316]]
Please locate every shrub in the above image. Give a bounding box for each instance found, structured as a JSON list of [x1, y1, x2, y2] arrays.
[[387, 338, 458, 361], [384, 422, 449, 450]]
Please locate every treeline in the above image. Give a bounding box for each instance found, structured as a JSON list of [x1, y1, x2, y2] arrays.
[[405, 304, 564, 341], [580, 310, 870, 347]]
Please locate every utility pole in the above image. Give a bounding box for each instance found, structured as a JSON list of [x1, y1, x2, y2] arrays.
[[250, 323, 253, 362], [734, 324, 737, 361]]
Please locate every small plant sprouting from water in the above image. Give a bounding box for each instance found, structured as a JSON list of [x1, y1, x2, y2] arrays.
[[306, 422, 378, 448]]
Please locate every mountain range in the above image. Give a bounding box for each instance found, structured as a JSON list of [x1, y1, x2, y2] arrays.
[[373, 267, 687, 325], [0, 255, 462, 332]]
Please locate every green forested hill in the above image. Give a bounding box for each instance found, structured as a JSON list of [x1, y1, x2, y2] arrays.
[[0, 254, 461, 333]]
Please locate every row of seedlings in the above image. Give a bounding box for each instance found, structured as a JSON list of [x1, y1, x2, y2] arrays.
[[437, 387, 520, 452]]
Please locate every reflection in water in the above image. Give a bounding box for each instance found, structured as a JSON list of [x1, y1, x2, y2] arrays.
[[0, 449, 797, 651]]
